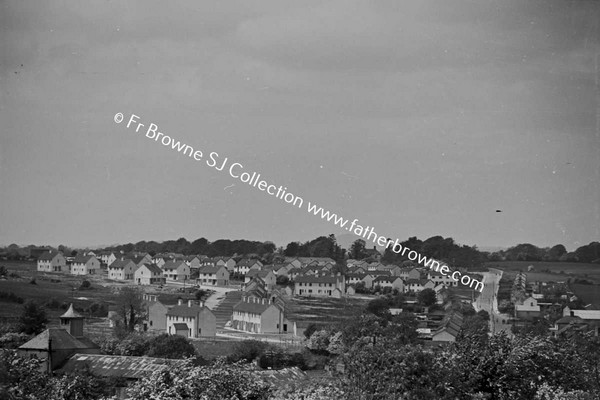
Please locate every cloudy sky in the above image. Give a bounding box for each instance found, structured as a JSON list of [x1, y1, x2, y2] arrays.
[[1, 0, 599, 251]]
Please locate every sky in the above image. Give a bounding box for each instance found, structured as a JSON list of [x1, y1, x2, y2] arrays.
[[1, 0, 599, 252]]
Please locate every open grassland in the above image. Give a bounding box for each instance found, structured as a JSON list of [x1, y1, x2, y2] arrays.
[[485, 261, 600, 284], [285, 296, 369, 328]]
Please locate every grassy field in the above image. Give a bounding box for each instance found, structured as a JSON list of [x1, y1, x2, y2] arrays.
[[485, 261, 600, 284]]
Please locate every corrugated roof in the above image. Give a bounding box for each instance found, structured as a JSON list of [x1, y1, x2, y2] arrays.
[[57, 354, 186, 379], [19, 328, 99, 351]]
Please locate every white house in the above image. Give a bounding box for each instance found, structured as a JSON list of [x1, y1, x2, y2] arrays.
[[231, 297, 288, 334], [166, 299, 216, 338], [70, 255, 100, 276], [294, 274, 345, 298], [107, 259, 137, 281], [37, 251, 66, 273], [162, 260, 190, 282], [197, 265, 230, 286], [135, 263, 165, 285]]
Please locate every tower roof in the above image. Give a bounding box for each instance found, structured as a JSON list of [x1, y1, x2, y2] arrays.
[[60, 304, 84, 319]]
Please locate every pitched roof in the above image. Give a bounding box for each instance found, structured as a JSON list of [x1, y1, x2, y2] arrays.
[[163, 260, 187, 270], [57, 354, 186, 379], [19, 328, 99, 351], [295, 274, 339, 284], [434, 312, 464, 338], [61, 304, 84, 319], [173, 323, 189, 330], [246, 270, 272, 279], [233, 298, 278, 315], [139, 263, 163, 274], [109, 259, 135, 270], [38, 250, 60, 261], [73, 254, 95, 264], [166, 304, 211, 318], [199, 265, 224, 274]]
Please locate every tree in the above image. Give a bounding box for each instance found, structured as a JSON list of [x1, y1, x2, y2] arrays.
[[417, 288, 437, 307], [19, 300, 48, 335], [366, 297, 391, 318], [284, 242, 300, 257], [125, 359, 271, 400], [349, 239, 367, 260], [112, 287, 146, 336], [546, 244, 567, 261], [228, 340, 270, 363], [146, 334, 196, 359]]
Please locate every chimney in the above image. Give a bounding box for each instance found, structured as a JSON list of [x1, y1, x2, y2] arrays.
[[178, 298, 183, 306]]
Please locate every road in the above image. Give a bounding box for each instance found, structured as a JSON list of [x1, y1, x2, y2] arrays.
[[473, 268, 513, 336]]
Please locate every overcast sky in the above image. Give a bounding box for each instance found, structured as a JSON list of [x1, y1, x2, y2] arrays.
[[1, 0, 599, 251]]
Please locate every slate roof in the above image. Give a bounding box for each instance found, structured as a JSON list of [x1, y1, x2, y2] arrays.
[[373, 276, 400, 283], [73, 254, 95, 264], [19, 328, 99, 351], [38, 250, 60, 261], [295, 275, 339, 284], [199, 265, 224, 274], [233, 299, 278, 315], [109, 259, 135, 270], [166, 304, 210, 318], [433, 312, 464, 338], [163, 260, 186, 270], [138, 263, 163, 274], [57, 354, 186, 379], [173, 323, 189, 330], [246, 270, 272, 279]]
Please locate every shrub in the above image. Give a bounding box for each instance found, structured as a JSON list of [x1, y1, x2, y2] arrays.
[[227, 340, 270, 363], [80, 280, 91, 289], [28, 278, 36, 285]]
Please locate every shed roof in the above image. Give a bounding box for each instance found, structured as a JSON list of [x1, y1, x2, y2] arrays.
[[57, 353, 186, 379]]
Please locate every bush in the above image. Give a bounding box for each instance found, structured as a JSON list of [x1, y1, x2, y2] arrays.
[[227, 340, 270, 363], [146, 334, 196, 359], [0, 291, 24, 304], [44, 298, 62, 310], [28, 278, 36, 285], [0, 266, 7, 276], [80, 280, 91, 289]]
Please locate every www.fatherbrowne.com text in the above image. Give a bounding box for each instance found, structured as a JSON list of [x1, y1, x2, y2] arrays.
[[114, 112, 484, 292]]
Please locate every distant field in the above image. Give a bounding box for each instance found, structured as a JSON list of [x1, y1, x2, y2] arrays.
[[485, 261, 600, 284], [571, 284, 600, 307]]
